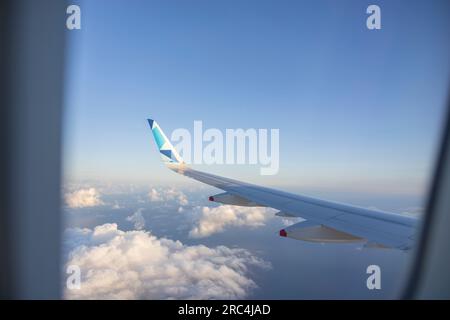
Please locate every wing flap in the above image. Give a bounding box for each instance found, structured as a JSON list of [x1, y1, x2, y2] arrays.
[[280, 220, 365, 243], [209, 192, 265, 207]]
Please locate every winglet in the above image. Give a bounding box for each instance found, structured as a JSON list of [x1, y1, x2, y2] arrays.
[[147, 119, 184, 164]]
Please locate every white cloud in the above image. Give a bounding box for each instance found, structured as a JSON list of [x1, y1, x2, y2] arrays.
[[126, 208, 146, 230], [148, 188, 163, 202], [401, 206, 423, 217], [64, 223, 269, 299], [189, 205, 275, 238], [112, 201, 122, 209], [280, 217, 302, 226], [148, 187, 188, 206], [65, 188, 105, 208], [367, 205, 424, 217]]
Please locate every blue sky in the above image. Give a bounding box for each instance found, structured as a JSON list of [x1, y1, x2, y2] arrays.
[[64, 0, 450, 201]]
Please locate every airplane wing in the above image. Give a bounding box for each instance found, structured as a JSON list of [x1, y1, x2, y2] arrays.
[[147, 119, 418, 250]]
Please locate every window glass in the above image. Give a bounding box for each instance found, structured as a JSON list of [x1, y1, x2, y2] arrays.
[[63, 0, 450, 299]]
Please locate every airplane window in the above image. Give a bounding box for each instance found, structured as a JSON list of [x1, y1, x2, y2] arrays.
[[62, 0, 450, 299]]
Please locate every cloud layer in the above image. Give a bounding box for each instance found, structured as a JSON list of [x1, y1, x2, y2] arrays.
[[64, 223, 269, 299], [189, 205, 275, 238], [65, 188, 105, 208]]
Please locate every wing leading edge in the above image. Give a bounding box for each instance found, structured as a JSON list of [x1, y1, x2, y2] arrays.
[[147, 119, 418, 250]]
